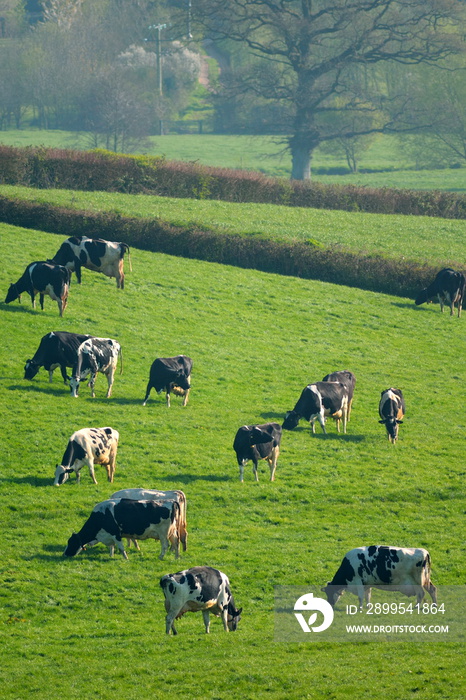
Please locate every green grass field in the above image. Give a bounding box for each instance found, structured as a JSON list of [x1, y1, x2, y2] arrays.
[[1, 130, 465, 191], [2, 184, 466, 269], [1, 222, 464, 699]]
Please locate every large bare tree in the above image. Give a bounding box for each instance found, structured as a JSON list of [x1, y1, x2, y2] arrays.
[[193, 0, 465, 179]]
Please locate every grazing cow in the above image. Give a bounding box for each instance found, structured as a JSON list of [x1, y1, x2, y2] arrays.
[[63, 498, 180, 560], [379, 388, 405, 443], [142, 355, 192, 407], [69, 337, 121, 398], [110, 488, 188, 551], [321, 545, 437, 611], [24, 331, 93, 384], [4, 261, 70, 316], [160, 566, 242, 635], [54, 427, 119, 486], [233, 423, 282, 482], [322, 370, 356, 422], [282, 381, 349, 434], [415, 267, 465, 317], [51, 235, 131, 288]]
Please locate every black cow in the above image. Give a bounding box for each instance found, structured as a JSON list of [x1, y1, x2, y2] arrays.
[[63, 498, 180, 560], [379, 388, 405, 443], [51, 235, 131, 288], [321, 545, 437, 611], [322, 370, 356, 422], [24, 331, 93, 383], [142, 355, 193, 407], [5, 261, 71, 316], [69, 337, 122, 398], [160, 566, 242, 635], [282, 381, 349, 434], [233, 422, 282, 482], [415, 267, 465, 317]]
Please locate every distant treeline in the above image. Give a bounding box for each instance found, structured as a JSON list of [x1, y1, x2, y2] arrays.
[[2, 145, 466, 218], [0, 194, 445, 300]]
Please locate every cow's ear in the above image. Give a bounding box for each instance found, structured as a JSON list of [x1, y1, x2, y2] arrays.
[[396, 420, 404, 424], [236, 607, 243, 615], [378, 420, 385, 424]]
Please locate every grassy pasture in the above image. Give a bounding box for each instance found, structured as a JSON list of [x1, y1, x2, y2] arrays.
[[0, 223, 465, 699], [0, 130, 465, 191], [2, 184, 466, 269]]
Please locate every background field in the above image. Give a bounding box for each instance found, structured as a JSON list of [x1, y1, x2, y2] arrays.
[[2, 184, 466, 269], [1, 130, 465, 191], [1, 223, 464, 699]]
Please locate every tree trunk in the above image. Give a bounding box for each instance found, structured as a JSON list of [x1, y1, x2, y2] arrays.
[[290, 146, 311, 180]]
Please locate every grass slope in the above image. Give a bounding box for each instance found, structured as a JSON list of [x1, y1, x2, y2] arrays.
[[1, 184, 466, 268], [1, 224, 465, 699]]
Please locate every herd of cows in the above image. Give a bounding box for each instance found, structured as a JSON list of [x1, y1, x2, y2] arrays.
[[6, 234, 463, 633]]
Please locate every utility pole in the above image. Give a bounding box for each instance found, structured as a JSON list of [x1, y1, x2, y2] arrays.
[[147, 23, 167, 97]]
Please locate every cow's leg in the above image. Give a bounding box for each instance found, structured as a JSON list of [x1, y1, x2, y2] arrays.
[[39, 292, 46, 310], [158, 535, 170, 560], [239, 459, 245, 482], [425, 582, 438, 605], [29, 291, 36, 308], [202, 609, 211, 633], [356, 584, 365, 611], [60, 364, 69, 383], [252, 458, 259, 482], [169, 530, 180, 559], [438, 293, 444, 313], [88, 373, 97, 398], [86, 458, 98, 484], [415, 588, 426, 606], [142, 381, 153, 406], [220, 607, 229, 632], [364, 587, 372, 606], [116, 259, 124, 289], [108, 450, 116, 482], [166, 385, 171, 407], [165, 610, 179, 635], [105, 366, 115, 398], [269, 446, 279, 481], [317, 410, 327, 434], [115, 540, 128, 559], [182, 388, 190, 407], [49, 369, 54, 382]]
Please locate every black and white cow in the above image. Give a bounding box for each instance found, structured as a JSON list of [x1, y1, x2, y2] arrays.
[[282, 381, 349, 434], [51, 235, 131, 288], [160, 566, 242, 635], [379, 388, 405, 443], [233, 423, 282, 482], [54, 427, 119, 485], [110, 488, 188, 551], [69, 337, 121, 398], [415, 267, 465, 317], [322, 370, 356, 422], [142, 355, 192, 407], [24, 331, 93, 383], [4, 261, 71, 316], [321, 545, 437, 611], [63, 498, 180, 560]]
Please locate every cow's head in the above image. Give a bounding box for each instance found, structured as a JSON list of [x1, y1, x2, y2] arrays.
[[63, 532, 82, 557], [69, 376, 80, 397], [24, 359, 40, 380], [54, 464, 74, 486], [227, 603, 242, 631], [4, 283, 20, 304], [282, 410, 300, 430], [320, 584, 344, 608], [172, 373, 191, 391], [379, 418, 403, 443]]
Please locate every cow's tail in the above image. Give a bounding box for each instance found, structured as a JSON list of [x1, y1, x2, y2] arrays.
[[121, 243, 132, 272]]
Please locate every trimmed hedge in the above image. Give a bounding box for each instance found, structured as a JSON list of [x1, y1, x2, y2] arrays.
[[0, 195, 443, 299], [1, 145, 466, 218]]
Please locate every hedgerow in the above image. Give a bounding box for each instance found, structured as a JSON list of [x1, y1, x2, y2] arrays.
[[1, 145, 466, 218]]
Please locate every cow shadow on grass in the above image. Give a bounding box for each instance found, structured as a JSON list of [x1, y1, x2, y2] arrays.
[[7, 383, 69, 397], [154, 473, 230, 484], [282, 427, 365, 442], [0, 475, 52, 487], [0, 303, 42, 315], [260, 411, 286, 421]]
